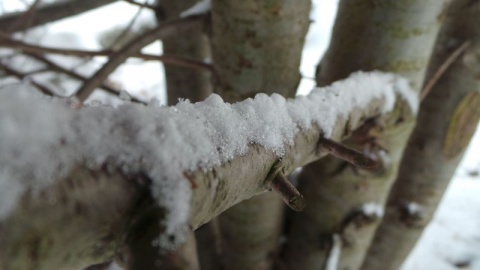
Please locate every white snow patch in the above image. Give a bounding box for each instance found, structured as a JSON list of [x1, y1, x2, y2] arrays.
[[180, 0, 211, 18], [403, 127, 480, 269], [325, 234, 342, 270], [0, 71, 415, 248], [406, 202, 424, 216], [361, 202, 385, 218]]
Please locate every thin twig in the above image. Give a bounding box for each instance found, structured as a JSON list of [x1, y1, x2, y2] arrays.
[[76, 16, 204, 102], [271, 173, 306, 211], [421, 41, 470, 101], [107, 2, 145, 49], [123, 0, 156, 9], [0, 0, 118, 33], [0, 33, 213, 71], [25, 53, 147, 104], [0, 61, 54, 96], [7, 0, 42, 33], [318, 138, 379, 170]]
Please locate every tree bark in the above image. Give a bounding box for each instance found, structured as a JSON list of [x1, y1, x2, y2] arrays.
[[156, 1, 213, 268], [283, 1, 447, 269], [361, 1, 480, 269], [210, 1, 311, 269], [0, 73, 411, 270], [211, 0, 310, 102], [158, 0, 212, 105]]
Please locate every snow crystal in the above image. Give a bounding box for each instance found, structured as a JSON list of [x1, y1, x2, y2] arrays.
[[0, 71, 417, 248], [361, 202, 385, 218], [179, 0, 211, 18]]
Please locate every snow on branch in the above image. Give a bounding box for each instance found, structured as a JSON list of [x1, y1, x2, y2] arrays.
[[0, 71, 418, 248]]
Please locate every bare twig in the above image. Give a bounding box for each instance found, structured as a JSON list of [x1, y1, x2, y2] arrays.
[[421, 41, 470, 101], [0, 34, 213, 71], [0, 0, 118, 33], [7, 0, 42, 33], [107, 2, 145, 49], [0, 61, 54, 96], [318, 138, 379, 170], [76, 16, 204, 101], [123, 0, 156, 10], [271, 173, 305, 211], [26, 53, 147, 104]]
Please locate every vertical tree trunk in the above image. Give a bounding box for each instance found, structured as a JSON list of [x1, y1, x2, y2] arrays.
[[210, 1, 310, 269], [361, 1, 480, 269], [153, 1, 213, 268], [158, 0, 212, 105], [283, 1, 448, 269], [211, 0, 310, 102]]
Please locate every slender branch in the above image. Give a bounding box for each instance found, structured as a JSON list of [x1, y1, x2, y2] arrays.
[[0, 0, 118, 33], [123, 0, 156, 10], [7, 0, 42, 33], [26, 53, 147, 104], [0, 34, 213, 72], [318, 138, 379, 170], [0, 61, 55, 96], [271, 173, 305, 211], [421, 41, 470, 101], [107, 4, 145, 50], [76, 16, 204, 102]]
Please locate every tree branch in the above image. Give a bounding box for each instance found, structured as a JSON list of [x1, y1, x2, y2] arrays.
[[123, 0, 156, 10], [73, 16, 205, 101], [25, 53, 147, 104], [0, 34, 213, 72], [0, 72, 416, 270], [0, 0, 118, 33], [0, 61, 55, 96]]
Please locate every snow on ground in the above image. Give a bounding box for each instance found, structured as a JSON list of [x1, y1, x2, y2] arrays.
[[402, 127, 480, 270]]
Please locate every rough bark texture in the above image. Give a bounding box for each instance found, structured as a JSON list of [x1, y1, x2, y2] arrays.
[[361, 1, 480, 269], [211, 0, 310, 102], [0, 0, 118, 33], [0, 167, 148, 270], [0, 90, 403, 270], [210, 1, 311, 269], [283, 1, 447, 269], [158, 0, 212, 105]]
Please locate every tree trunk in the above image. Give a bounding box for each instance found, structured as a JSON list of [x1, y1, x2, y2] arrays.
[[361, 1, 480, 269], [283, 1, 447, 269], [158, 0, 212, 105], [210, 1, 310, 269]]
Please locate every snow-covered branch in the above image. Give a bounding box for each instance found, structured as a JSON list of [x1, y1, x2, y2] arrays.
[[0, 72, 417, 269]]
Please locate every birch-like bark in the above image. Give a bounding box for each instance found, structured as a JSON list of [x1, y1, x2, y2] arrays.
[[361, 1, 480, 269], [284, 1, 447, 269], [210, 1, 310, 269], [157, 1, 213, 268], [0, 84, 408, 270], [211, 0, 310, 102], [158, 0, 212, 105]]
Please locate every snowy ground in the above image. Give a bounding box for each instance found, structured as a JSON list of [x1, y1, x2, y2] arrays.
[[402, 128, 480, 270], [1, 1, 480, 269]]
